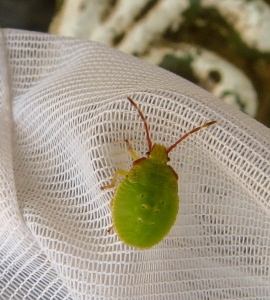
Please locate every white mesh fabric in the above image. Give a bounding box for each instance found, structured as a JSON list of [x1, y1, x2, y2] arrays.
[[0, 28, 269, 299]]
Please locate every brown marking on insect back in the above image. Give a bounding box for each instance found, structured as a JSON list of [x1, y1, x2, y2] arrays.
[[133, 157, 147, 166]]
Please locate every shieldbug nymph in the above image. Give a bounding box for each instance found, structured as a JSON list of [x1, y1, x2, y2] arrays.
[[101, 97, 216, 249]]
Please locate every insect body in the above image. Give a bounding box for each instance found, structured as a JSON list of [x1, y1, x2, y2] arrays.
[[102, 97, 216, 249]]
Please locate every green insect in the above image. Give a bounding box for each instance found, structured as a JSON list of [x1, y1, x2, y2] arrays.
[[102, 97, 216, 249]]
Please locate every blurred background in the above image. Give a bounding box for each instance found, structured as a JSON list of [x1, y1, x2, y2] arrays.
[[1, 0, 270, 127]]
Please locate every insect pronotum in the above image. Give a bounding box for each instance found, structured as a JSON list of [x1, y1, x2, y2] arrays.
[[102, 97, 216, 249]]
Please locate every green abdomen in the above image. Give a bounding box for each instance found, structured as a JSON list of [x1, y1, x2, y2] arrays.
[[112, 160, 179, 249]]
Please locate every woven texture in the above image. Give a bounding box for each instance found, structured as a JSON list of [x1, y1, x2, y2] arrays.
[[0, 29, 269, 299]]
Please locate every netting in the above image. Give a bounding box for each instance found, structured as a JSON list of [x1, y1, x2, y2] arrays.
[[0, 28, 269, 299]]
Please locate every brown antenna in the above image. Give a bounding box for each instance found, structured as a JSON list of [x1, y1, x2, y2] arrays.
[[127, 97, 152, 151], [166, 120, 217, 154]]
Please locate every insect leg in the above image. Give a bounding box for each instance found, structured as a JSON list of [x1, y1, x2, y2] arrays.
[[125, 139, 139, 161], [101, 169, 128, 190]]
